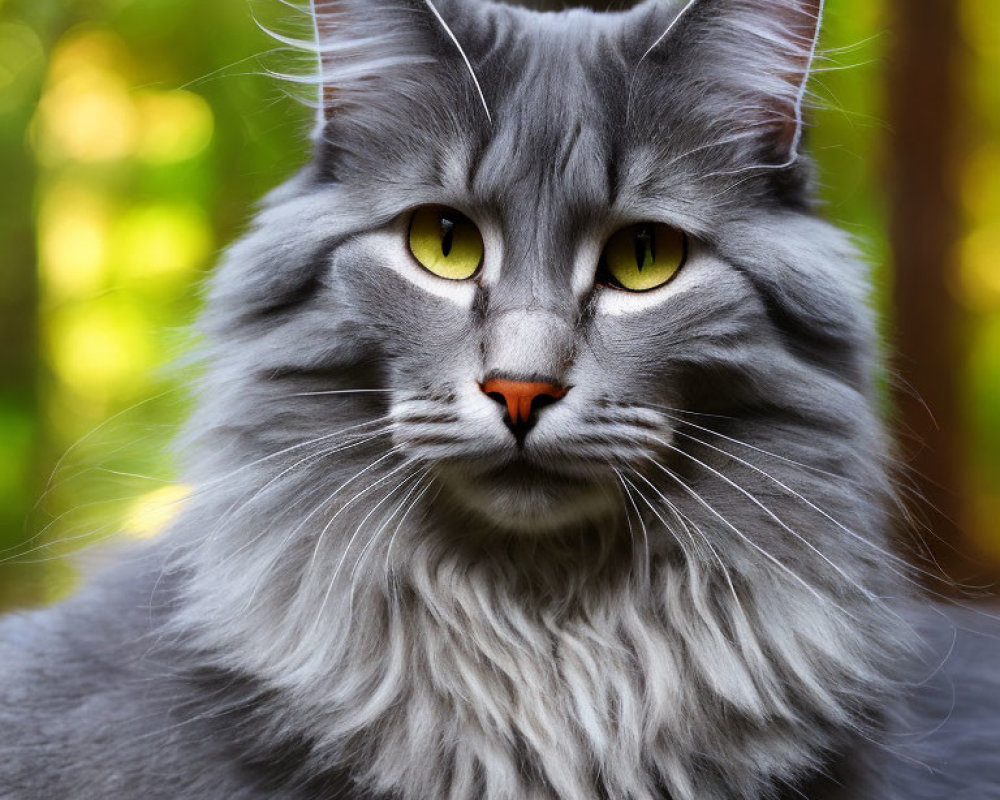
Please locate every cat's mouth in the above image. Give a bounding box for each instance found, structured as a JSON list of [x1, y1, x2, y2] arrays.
[[436, 457, 619, 533]]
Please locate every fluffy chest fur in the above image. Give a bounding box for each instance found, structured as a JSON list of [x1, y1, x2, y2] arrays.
[[174, 390, 904, 800]]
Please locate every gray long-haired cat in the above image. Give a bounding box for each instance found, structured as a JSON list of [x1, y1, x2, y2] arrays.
[[2, 1, 999, 798]]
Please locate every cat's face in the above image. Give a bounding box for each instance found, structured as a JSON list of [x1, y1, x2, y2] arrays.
[[200, 0, 874, 544], [283, 0, 844, 533], [333, 119, 758, 531]]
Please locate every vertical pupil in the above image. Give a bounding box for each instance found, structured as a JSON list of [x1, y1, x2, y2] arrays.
[[439, 215, 456, 257], [634, 225, 654, 271]]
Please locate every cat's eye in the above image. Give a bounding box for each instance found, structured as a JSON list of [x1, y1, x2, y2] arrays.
[[408, 206, 484, 281], [598, 222, 687, 292]]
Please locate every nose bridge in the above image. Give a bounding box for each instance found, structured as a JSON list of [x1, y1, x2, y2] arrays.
[[482, 306, 576, 383], [480, 151, 580, 382], [481, 222, 579, 382]]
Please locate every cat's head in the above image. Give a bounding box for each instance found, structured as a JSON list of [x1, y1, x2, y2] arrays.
[[197, 0, 878, 542], [180, 8, 906, 795]]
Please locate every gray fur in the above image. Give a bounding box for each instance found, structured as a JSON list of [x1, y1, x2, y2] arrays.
[[2, 1, 999, 798]]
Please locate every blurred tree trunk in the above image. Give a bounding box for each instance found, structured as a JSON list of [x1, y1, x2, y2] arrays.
[[886, 0, 982, 587]]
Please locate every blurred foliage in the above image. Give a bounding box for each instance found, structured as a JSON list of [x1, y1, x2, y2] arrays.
[[0, 0, 307, 607], [0, 0, 998, 610]]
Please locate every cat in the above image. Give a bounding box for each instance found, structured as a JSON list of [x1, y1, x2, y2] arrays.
[[2, 0, 999, 798]]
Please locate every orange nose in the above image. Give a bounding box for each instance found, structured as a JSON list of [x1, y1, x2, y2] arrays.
[[480, 378, 568, 426]]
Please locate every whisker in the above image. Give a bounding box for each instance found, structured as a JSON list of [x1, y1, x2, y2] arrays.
[[347, 468, 430, 616], [207, 428, 395, 550], [309, 460, 421, 636], [33, 389, 179, 515], [3, 493, 157, 563], [642, 455, 854, 619], [671, 433, 1000, 625], [671, 429, 939, 586], [205, 437, 398, 582], [623, 470, 703, 560], [286, 389, 397, 398], [624, 468, 767, 669], [422, 0, 492, 124], [612, 468, 651, 586], [304, 447, 409, 575], [384, 477, 438, 585], [239, 446, 408, 612], [195, 414, 396, 492], [625, 0, 700, 125], [333, 464, 423, 595], [649, 404, 868, 486], [651, 437, 886, 607]]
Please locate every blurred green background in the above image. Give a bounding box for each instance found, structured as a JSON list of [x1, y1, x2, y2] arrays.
[[1, 0, 999, 610]]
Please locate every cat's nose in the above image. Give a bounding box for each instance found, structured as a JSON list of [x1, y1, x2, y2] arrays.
[[479, 377, 568, 440]]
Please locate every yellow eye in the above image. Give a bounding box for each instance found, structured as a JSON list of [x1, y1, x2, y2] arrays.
[[599, 222, 687, 292], [408, 206, 484, 281]]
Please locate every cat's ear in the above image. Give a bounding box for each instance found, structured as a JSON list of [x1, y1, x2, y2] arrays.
[[638, 0, 823, 163], [307, 0, 490, 132], [306, 0, 436, 130]]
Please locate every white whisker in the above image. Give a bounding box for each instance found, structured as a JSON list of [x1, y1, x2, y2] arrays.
[[643, 455, 852, 618], [384, 477, 438, 585], [423, 0, 491, 124], [304, 447, 408, 575], [347, 468, 430, 616], [612, 468, 651, 586], [651, 437, 885, 607], [648, 403, 866, 486], [626, 0, 700, 125], [311, 462, 422, 635], [287, 389, 396, 397]]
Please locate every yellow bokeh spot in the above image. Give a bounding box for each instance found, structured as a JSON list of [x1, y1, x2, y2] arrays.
[[135, 89, 214, 163], [34, 29, 214, 165], [34, 29, 136, 163], [123, 485, 190, 539], [35, 68, 137, 163], [962, 0, 1000, 60], [962, 146, 1000, 219], [38, 183, 112, 300], [115, 204, 213, 282], [47, 28, 129, 85], [958, 224, 1000, 312], [46, 300, 153, 401]]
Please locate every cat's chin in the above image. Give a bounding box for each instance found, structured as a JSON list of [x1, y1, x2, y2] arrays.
[[435, 461, 619, 534]]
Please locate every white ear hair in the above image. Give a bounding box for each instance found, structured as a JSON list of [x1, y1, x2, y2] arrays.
[[636, 0, 701, 69], [422, 0, 492, 124], [633, 0, 825, 165], [306, 0, 490, 139], [309, 0, 324, 138], [787, 0, 825, 159]]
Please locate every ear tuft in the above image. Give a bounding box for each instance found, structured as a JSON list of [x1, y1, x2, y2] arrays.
[[640, 0, 825, 165], [769, 0, 824, 157], [303, 0, 438, 131]]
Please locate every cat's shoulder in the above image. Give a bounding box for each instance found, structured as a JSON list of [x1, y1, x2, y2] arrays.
[[0, 549, 280, 800], [877, 600, 1000, 799]]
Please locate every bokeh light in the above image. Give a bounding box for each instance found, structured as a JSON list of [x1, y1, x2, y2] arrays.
[[0, 0, 300, 609], [123, 484, 190, 539], [134, 89, 214, 164], [33, 29, 138, 164]]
